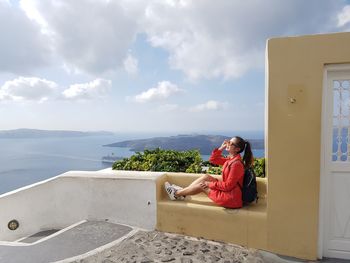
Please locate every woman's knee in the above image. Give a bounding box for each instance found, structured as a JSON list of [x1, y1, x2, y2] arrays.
[[200, 174, 211, 181], [204, 174, 216, 182]]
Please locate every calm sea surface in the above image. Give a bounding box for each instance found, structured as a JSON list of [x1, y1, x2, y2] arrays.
[[0, 135, 133, 195], [0, 135, 264, 195]]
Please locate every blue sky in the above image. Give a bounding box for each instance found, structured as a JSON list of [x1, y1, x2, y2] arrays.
[[0, 0, 350, 133]]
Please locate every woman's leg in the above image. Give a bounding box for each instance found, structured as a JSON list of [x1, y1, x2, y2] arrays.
[[173, 174, 213, 196], [165, 174, 214, 200], [188, 174, 216, 187], [175, 182, 210, 196]]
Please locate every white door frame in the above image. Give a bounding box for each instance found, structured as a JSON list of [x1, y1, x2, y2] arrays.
[[319, 63, 350, 259]]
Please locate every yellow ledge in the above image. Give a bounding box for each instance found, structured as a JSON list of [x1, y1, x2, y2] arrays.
[[156, 173, 268, 250]]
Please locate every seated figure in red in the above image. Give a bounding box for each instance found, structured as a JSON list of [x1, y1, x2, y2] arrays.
[[164, 136, 253, 208]]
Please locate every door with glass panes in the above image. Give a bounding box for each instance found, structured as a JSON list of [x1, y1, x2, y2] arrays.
[[322, 66, 350, 259]]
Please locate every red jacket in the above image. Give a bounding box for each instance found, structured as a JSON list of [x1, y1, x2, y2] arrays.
[[208, 148, 244, 208]]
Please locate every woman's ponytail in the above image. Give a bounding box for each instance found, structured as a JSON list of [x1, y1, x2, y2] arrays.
[[242, 141, 253, 169], [234, 136, 254, 169]]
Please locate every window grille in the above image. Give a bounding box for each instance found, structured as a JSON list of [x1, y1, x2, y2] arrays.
[[333, 79, 350, 161]]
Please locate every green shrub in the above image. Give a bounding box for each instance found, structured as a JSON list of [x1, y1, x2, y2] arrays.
[[206, 157, 266, 177], [112, 148, 203, 173], [252, 158, 265, 177], [112, 148, 265, 177]]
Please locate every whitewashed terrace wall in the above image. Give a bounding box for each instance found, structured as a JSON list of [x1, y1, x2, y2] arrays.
[[0, 169, 165, 241]]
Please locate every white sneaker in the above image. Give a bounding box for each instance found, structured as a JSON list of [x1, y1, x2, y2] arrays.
[[164, 182, 185, 201], [171, 184, 186, 200], [171, 183, 183, 191], [165, 182, 177, 200]]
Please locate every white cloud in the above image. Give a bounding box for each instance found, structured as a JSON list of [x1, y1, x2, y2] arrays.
[[123, 54, 138, 75], [157, 103, 179, 112], [0, 1, 50, 73], [0, 0, 346, 80], [0, 77, 112, 102], [0, 0, 10, 6], [141, 0, 344, 80], [61, 63, 83, 75], [0, 77, 58, 102], [62, 79, 111, 100], [20, 0, 49, 32], [338, 5, 350, 27], [20, 0, 140, 75], [189, 100, 228, 112], [134, 81, 183, 103]]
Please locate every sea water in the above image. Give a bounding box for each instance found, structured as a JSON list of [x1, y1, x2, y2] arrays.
[[0, 134, 265, 195], [0, 135, 134, 195]]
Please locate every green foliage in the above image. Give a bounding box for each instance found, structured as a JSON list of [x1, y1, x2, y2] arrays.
[[206, 158, 266, 178], [112, 148, 266, 177], [112, 148, 203, 173], [207, 166, 222, 175], [252, 158, 265, 178]]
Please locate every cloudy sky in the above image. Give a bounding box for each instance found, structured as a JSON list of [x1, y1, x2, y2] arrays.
[[1, 0, 350, 133]]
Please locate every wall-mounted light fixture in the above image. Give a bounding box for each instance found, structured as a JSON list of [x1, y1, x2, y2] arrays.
[[8, 220, 19, 231], [289, 97, 297, 104]]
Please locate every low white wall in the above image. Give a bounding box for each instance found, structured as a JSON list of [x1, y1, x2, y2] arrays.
[[0, 169, 165, 241]]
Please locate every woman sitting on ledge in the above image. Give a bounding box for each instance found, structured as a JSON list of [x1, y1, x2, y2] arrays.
[[164, 136, 253, 208]]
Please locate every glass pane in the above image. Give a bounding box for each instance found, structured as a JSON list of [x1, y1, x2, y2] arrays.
[[332, 79, 350, 162]]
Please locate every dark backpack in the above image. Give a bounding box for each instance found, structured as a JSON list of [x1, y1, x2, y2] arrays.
[[229, 160, 258, 205], [239, 168, 258, 204]]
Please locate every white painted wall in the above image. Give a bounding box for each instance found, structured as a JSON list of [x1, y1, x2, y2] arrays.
[[0, 169, 165, 241]]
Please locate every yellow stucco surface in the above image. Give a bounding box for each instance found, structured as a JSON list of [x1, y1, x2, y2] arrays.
[[156, 173, 268, 250], [266, 32, 350, 260]]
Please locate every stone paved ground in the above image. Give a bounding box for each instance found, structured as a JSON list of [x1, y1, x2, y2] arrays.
[[71, 230, 347, 263], [73, 230, 263, 263]]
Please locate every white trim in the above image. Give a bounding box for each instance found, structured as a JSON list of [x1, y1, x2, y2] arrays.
[[31, 220, 86, 245], [318, 66, 328, 259], [0, 220, 86, 247], [324, 64, 350, 72], [319, 64, 350, 260], [0, 174, 62, 198], [265, 40, 269, 163], [51, 227, 140, 263], [326, 250, 350, 260], [329, 162, 350, 171]]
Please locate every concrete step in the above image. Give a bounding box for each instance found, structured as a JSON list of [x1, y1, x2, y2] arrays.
[[19, 229, 61, 244], [0, 220, 133, 263]]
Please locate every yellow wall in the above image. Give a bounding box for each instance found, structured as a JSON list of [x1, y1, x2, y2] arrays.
[[266, 32, 350, 260]]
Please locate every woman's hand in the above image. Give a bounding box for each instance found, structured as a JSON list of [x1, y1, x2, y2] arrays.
[[219, 140, 229, 151], [200, 181, 209, 190]]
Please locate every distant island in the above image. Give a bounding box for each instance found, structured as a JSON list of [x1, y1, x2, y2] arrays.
[[104, 134, 264, 155], [0, 128, 114, 139]]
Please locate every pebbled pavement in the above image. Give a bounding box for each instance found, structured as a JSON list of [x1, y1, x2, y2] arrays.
[[71, 230, 349, 263], [73, 230, 261, 263]]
